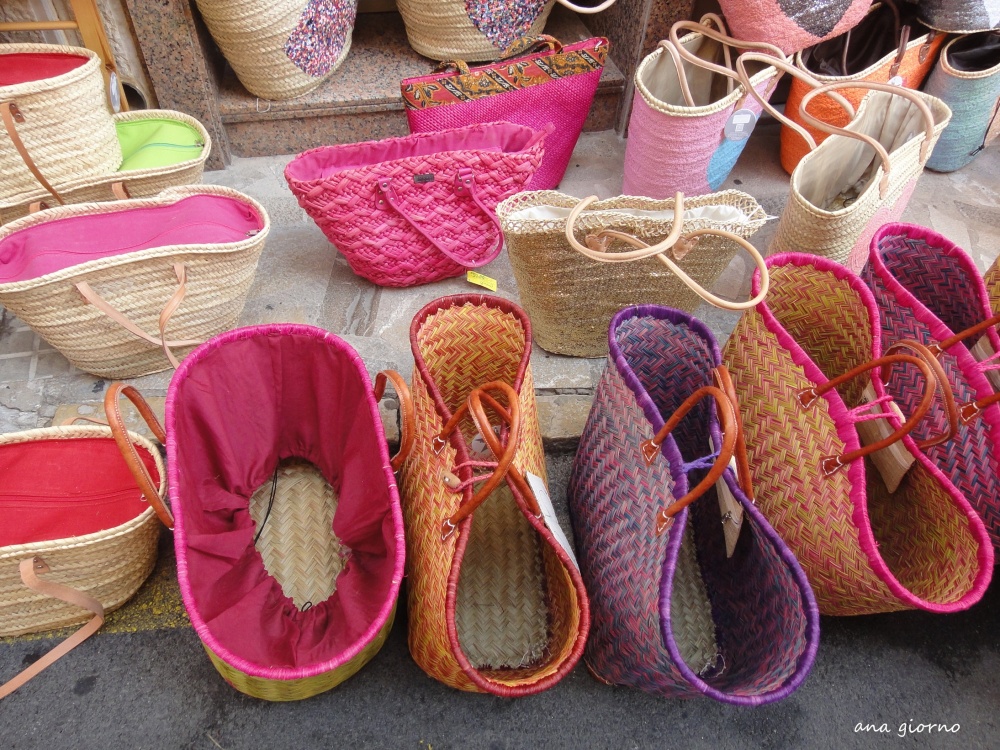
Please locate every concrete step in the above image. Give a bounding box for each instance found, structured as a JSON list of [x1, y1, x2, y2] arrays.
[[215, 8, 625, 158]]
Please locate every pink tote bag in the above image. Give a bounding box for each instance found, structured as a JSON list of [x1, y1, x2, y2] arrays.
[[402, 36, 606, 191]]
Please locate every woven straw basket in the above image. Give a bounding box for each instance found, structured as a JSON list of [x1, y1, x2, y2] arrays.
[[1, 44, 120, 205], [0, 185, 269, 378], [865, 223, 1000, 554], [399, 295, 589, 696], [0, 109, 211, 225], [0, 383, 169, 698], [924, 32, 1000, 173], [396, 0, 616, 62], [568, 306, 819, 703], [723, 253, 993, 615], [195, 0, 357, 99], [167, 325, 410, 701], [497, 189, 767, 357]]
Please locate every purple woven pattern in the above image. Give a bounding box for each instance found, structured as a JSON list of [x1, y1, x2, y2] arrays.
[[865, 227, 1000, 550], [568, 305, 818, 704], [285, 123, 543, 287], [285, 0, 357, 77]]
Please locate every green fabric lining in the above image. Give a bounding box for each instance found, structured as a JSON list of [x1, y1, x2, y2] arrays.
[[116, 118, 205, 171]]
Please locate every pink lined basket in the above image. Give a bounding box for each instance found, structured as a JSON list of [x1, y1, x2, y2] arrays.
[[167, 324, 406, 700]]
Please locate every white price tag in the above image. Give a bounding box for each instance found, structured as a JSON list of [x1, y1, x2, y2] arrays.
[[526, 471, 578, 570], [724, 108, 757, 141]]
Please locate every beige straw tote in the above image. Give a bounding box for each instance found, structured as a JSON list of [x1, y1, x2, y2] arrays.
[[396, 0, 618, 62], [738, 53, 951, 274], [0, 383, 171, 699], [0, 185, 269, 378], [194, 0, 358, 100], [1, 44, 121, 206], [0, 109, 211, 226], [496, 189, 768, 357]]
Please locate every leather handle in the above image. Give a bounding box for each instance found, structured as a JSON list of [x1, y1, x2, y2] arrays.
[[104, 382, 173, 528], [0, 101, 64, 204], [437, 382, 523, 537], [643, 385, 738, 534], [565, 195, 770, 310], [734, 51, 857, 152], [376, 170, 503, 269], [935, 311, 1000, 354], [797, 353, 936, 475], [554, 0, 617, 13], [0, 557, 105, 700], [713, 365, 754, 500], [76, 263, 200, 369], [374, 370, 415, 472], [884, 340, 959, 448]]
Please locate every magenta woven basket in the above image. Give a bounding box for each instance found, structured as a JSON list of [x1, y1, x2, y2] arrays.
[[723, 252, 993, 616], [402, 36, 607, 191], [285, 121, 545, 287], [167, 324, 406, 700], [864, 222, 1000, 553], [568, 305, 819, 704]]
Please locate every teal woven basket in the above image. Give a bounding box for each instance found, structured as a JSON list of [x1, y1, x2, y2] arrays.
[[925, 32, 1000, 172]]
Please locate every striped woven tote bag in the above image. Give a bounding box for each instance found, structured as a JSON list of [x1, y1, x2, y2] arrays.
[[865, 223, 1000, 555], [397, 294, 589, 696], [568, 305, 819, 704], [722, 253, 994, 615]]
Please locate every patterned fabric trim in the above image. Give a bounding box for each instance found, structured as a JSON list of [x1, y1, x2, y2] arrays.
[[401, 38, 608, 110]]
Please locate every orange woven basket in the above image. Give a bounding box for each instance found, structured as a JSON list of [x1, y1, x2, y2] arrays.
[[398, 294, 589, 696]]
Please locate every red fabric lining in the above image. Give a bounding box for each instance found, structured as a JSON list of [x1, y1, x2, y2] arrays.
[[0, 53, 88, 86], [0, 195, 264, 283], [170, 330, 397, 669], [0, 438, 159, 547]]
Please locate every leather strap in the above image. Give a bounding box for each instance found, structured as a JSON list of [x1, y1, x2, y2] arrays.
[[797, 353, 936, 475], [1, 102, 64, 204], [375, 169, 504, 269], [104, 382, 173, 528], [883, 340, 959, 448], [555, 0, 618, 14], [934, 312, 1000, 354], [642, 385, 738, 534], [374, 370, 415, 471], [28, 201, 49, 214], [76, 263, 200, 369], [564, 196, 770, 311], [0, 558, 104, 700], [713, 366, 754, 500], [111, 182, 130, 200]]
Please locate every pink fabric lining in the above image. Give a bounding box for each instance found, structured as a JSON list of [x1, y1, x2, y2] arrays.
[[753, 254, 993, 611], [0, 196, 264, 283], [285, 121, 541, 181], [166, 325, 404, 678], [0, 52, 88, 87]]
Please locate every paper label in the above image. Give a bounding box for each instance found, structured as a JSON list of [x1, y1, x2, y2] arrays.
[[887, 75, 904, 87], [710, 435, 743, 558], [466, 271, 497, 291], [855, 383, 915, 493], [468, 425, 501, 459], [723, 108, 757, 141], [526, 471, 578, 570], [109, 71, 121, 113], [970, 334, 1000, 391]]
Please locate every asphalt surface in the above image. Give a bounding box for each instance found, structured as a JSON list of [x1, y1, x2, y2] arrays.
[[2, 456, 998, 750]]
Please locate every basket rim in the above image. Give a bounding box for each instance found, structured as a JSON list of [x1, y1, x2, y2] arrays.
[[939, 34, 1000, 79], [165, 323, 406, 682], [0, 43, 104, 99], [793, 30, 940, 83], [0, 184, 269, 294]]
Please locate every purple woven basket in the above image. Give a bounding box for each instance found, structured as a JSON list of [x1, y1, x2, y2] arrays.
[[865, 223, 1000, 552], [567, 305, 819, 704]]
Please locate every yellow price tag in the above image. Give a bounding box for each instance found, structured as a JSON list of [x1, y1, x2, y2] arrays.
[[466, 271, 497, 291]]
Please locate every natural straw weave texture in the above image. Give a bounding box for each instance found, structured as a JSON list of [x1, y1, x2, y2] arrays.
[[396, 0, 556, 62], [0, 109, 211, 225], [568, 305, 819, 704], [0, 185, 268, 378], [865, 223, 1000, 552], [723, 253, 993, 615], [780, 27, 944, 173], [497, 190, 766, 357], [0, 425, 164, 637], [398, 295, 589, 696], [925, 33, 1000, 172], [194, 0, 356, 100], [771, 89, 951, 273], [917, 0, 1000, 33], [1, 44, 121, 205]]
